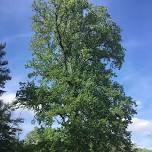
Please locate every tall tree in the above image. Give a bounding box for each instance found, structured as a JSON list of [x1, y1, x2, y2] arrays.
[[16, 0, 136, 151], [0, 43, 22, 152], [0, 43, 11, 94]]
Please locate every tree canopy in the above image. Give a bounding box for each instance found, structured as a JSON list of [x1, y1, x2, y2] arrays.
[[16, 0, 136, 151]]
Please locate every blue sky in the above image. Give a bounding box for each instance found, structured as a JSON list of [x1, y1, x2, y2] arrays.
[[1, 0, 152, 149]]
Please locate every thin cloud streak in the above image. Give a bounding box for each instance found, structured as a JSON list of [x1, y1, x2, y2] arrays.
[[1, 33, 32, 43]]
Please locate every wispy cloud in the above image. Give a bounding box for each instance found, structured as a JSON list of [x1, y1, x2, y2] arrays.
[[1, 33, 32, 43], [123, 38, 152, 51], [130, 118, 152, 134], [124, 39, 144, 49]]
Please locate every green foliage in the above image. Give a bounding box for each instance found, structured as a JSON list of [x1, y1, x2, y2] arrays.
[[24, 127, 42, 145], [0, 43, 11, 94], [23, 127, 66, 152], [0, 43, 23, 152], [16, 0, 136, 151], [136, 148, 152, 152], [0, 101, 23, 152]]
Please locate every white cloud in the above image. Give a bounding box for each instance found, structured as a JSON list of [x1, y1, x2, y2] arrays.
[[0, 92, 36, 138], [0, 92, 35, 138], [0, 92, 16, 103], [130, 118, 152, 134], [12, 108, 34, 119], [129, 118, 152, 149]]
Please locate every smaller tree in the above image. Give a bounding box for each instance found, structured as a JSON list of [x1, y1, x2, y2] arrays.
[[0, 43, 23, 152], [0, 101, 23, 151], [0, 43, 11, 94]]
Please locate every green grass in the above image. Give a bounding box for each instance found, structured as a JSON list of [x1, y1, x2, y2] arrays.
[[137, 148, 152, 152]]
